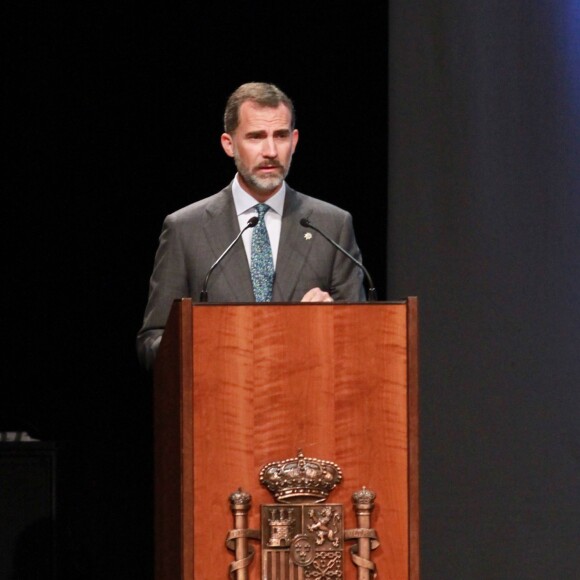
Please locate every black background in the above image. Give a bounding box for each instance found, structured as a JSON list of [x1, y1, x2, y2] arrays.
[[5, 4, 388, 578]]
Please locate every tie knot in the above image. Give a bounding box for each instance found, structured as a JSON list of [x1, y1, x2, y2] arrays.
[[256, 203, 270, 219]]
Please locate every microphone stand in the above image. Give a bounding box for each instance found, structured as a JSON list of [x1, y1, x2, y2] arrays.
[[199, 217, 259, 302], [300, 218, 377, 301]]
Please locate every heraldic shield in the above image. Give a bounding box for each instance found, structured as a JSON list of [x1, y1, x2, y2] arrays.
[[261, 503, 344, 577], [226, 450, 380, 580]]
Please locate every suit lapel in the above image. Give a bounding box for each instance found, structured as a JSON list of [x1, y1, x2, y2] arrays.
[[273, 188, 313, 301], [203, 188, 254, 301]]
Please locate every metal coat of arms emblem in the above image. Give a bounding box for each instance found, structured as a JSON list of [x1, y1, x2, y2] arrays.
[[226, 450, 380, 579]]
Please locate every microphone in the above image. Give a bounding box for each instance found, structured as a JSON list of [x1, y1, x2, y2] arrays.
[[199, 216, 259, 302], [300, 217, 377, 301]]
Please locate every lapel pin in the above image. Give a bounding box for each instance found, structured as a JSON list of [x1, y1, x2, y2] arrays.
[[304, 232, 313, 240]]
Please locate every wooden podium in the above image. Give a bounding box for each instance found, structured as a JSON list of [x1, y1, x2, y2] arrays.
[[154, 298, 419, 579]]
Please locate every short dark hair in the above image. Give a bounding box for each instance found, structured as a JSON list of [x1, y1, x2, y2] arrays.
[[224, 82, 296, 133]]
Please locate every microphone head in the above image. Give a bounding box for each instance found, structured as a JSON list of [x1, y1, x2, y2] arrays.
[[248, 216, 259, 227], [300, 218, 311, 228]]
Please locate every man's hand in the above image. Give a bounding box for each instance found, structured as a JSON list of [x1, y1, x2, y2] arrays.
[[301, 287, 334, 303]]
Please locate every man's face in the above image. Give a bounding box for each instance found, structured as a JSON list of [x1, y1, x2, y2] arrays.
[[221, 101, 299, 200]]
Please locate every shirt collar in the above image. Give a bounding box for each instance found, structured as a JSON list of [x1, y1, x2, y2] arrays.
[[232, 173, 286, 216]]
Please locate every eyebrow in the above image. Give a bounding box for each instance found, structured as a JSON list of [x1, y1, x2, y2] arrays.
[[245, 129, 291, 138]]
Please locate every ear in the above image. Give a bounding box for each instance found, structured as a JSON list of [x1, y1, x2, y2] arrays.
[[291, 129, 299, 153], [221, 133, 234, 158]]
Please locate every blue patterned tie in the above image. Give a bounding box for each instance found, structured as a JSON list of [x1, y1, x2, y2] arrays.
[[251, 204, 275, 302]]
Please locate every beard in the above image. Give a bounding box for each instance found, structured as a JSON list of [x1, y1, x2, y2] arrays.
[[234, 152, 292, 194]]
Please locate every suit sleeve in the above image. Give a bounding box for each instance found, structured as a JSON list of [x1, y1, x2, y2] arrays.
[[136, 215, 190, 370]]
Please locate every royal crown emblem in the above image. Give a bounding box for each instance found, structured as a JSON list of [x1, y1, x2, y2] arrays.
[[259, 449, 343, 503]]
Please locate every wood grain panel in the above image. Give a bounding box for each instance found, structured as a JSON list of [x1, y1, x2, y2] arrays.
[[155, 300, 418, 579]]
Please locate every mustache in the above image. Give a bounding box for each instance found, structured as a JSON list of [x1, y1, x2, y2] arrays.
[[256, 161, 283, 169]]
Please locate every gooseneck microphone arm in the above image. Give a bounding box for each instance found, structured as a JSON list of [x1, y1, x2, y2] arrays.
[[199, 216, 259, 303], [300, 217, 377, 301]]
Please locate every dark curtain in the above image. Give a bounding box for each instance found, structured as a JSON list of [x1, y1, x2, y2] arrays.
[[389, 2, 580, 578]]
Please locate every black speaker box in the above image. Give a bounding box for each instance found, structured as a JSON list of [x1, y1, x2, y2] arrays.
[[0, 442, 56, 580]]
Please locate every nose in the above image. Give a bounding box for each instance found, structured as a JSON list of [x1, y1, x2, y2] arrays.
[[261, 137, 278, 158]]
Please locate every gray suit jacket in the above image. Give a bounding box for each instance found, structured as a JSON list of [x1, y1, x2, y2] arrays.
[[137, 184, 366, 369]]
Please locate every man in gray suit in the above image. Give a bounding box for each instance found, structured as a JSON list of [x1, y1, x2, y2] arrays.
[[137, 82, 366, 370]]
